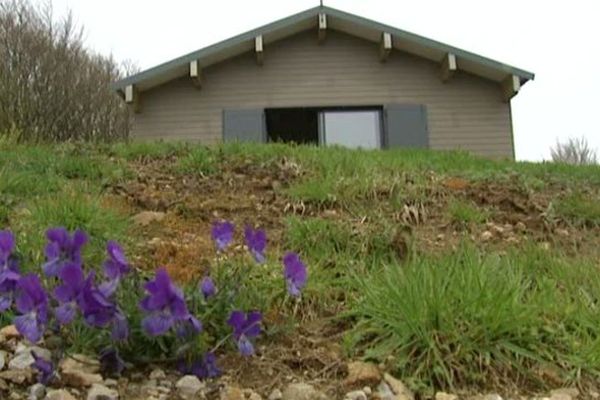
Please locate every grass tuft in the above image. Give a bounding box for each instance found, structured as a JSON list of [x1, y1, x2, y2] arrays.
[[555, 192, 600, 227]]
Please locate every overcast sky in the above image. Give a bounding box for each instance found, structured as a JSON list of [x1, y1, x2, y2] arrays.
[[48, 0, 599, 161]]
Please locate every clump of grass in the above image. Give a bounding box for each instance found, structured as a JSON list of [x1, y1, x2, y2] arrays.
[[111, 141, 190, 161], [347, 244, 600, 390], [447, 198, 489, 227], [554, 192, 600, 227], [176, 146, 218, 175]]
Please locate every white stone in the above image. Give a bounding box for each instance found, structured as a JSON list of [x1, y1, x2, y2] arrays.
[[9, 346, 51, 370], [29, 383, 46, 400], [281, 383, 327, 400], [87, 383, 119, 400], [149, 368, 166, 380], [435, 392, 458, 400], [345, 390, 367, 400], [383, 373, 414, 400], [268, 389, 283, 400], [175, 375, 205, 399], [0, 350, 6, 370], [44, 390, 77, 400]]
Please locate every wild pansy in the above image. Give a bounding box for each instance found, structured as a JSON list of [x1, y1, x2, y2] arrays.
[[200, 276, 216, 300], [0, 230, 20, 311], [78, 271, 129, 341], [139, 268, 201, 337], [178, 352, 221, 379], [227, 310, 262, 356], [283, 252, 308, 297], [244, 226, 267, 263], [42, 227, 88, 277], [99, 347, 126, 376], [53, 262, 85, 325], [99, 240, 130, 297], [14, 274, 49, 343], [32, 351, 55, 384], [211, 221, 234, 252]]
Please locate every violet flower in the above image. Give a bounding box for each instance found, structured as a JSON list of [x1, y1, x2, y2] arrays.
[[178, 352, 221, 379], [42, 227, 88, 277], [227, 310, 262, 356], [99, 347, 126, 376], [283, 252, 308, 298], [53, 263, 85, 325], [32, 351, 55, 384], [14, 274, 49, 343], [139, 268, 201, 337], [99, 240, 130, 297], [0, 230, 20, 311], [200, 276, 216, 300], [211, 221, 234, 251], [244, 226, 267, 263]]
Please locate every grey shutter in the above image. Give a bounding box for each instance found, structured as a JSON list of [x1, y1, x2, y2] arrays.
[[384, 104, 429, 148], [222, 109, 266, 143]]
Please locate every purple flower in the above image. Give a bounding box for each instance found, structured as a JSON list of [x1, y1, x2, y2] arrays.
[[42, 228, 88, 277], [32, 351, 55, 384], [283, 252, 308, 298], [0, 230, 20, 311], [178, 352, 221, 379], [99, 347, 126, 376], [103, 241, 130, 281], [139, 268, 201, 337], [14, 274, 49, 343], [211, 221, 234, 251], [53, 262, 87, 325], [227, 310, 262, 356], [244, 226, 267, 263], [200, 277, 216, 299]]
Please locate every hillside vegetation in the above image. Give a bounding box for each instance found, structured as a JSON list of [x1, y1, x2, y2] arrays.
[[1, 141, 600, 396]]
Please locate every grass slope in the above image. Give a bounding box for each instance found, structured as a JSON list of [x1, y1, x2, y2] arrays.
[[1, 140, 600, 393]]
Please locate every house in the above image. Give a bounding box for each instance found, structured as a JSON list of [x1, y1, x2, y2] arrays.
[[113, 5, 534, 158]]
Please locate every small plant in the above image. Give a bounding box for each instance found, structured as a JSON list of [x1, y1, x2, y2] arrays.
[[447, 199, 488, 227], [555, 192, 600, 227], [551, 137, 598, 165], [0, 221, 308, 384]]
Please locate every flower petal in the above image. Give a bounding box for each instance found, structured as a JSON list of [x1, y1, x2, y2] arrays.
[[142, 313, 174, 337], [15, 313, 43, 343]]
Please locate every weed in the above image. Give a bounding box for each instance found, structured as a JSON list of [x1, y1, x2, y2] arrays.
[[554, 192, 600, 227], [176, 146, 218, 175], [447, 199, 489, 227]]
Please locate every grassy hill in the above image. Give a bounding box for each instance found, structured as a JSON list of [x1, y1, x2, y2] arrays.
[[1, 140, 600, 396]]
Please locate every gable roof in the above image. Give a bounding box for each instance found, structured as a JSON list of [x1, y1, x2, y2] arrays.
[[113, 5, 534, 92]]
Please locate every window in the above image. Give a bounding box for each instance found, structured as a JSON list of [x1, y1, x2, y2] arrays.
[[319, 110, 382, 149]]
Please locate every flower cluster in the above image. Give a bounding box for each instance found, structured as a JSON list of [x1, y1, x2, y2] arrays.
[[0, 220, 308, 383]]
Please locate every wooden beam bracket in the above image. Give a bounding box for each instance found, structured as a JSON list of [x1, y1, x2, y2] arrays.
[[190, 60, 202, 88], [125, 84, 141, 113], [379, 32, 392, 62], [440, 53, 457, 82], [501, 74, 520, 102], [318, 13, 327, 43], [255, 35, 264, 65]]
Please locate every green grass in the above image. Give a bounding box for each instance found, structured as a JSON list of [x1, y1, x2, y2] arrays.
[[347, 244, 600, 390], [176, 145, 218, 175], [555, 192, 600, 227], [447, 199, 490, 227]]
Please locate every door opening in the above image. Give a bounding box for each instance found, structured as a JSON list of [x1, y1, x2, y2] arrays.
[[265, 108, 319, 144]]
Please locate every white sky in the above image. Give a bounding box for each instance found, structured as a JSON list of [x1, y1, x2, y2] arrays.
[[48, 0, 600, 161]]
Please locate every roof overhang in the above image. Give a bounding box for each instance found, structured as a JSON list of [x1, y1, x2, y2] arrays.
[[113, 6, 534, 94]]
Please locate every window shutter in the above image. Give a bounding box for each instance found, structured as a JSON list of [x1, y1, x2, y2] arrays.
[[384, 104, 429, 148], [222, 109, 266, 143]]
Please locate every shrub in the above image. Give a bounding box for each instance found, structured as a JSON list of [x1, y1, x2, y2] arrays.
[[551, 137, 598, 165]]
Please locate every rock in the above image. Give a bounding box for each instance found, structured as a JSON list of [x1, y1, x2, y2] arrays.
[[363, 387, 372, 396], [0, 368, 33, 384], [515, 221, 527, 232], [29, 383, 46, 400], [87, 383, 119, 400], [345, 390, 368, 400], [436, 393, 458, 400], [383, 374, 414, 400], [103, 379, 118, 388], [482, 395, 502, 400], [374, 382, 395, 400], [481, 230, 493, 241], [0, 325, 21, 340], [149, 368, 166, 380], [268, 389, 283, 400], [44, 390, 77, 400], [243, 389, 262, 400], [10, 393, 23, 400], [0, 350, 6, 370], [221, 386, 244, 400], [344, 361, 382, 388], [550, 388, 579, 399], [10, 345, 52, 372], [132, 211, 166, 226], [555, 229, 569, 237], [175, 375, 204, 399], [281, 383, 327, 400], [60, 355, 103, 388], [0, 377, 8, 390]]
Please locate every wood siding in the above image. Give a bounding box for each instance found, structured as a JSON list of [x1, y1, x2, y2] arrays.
[[132, 30, 513, 158]]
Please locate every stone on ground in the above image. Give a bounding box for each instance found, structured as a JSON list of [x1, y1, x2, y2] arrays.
[[281, 383, 327, 400], [29, 383, 46, 400], [268, 389, 283, 400], [132, 211, 166, 226], [344, 361, 382, 388], [87, 383, 119, 400], [44, 390, 77, 400], [435, 392, 458, 400], [59, 355, 102, 388], [175, 375, 205, 399], [345, 389, 368, 400]]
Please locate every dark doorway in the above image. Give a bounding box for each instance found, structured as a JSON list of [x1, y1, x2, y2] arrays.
[[265, 108, 319, 144]]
